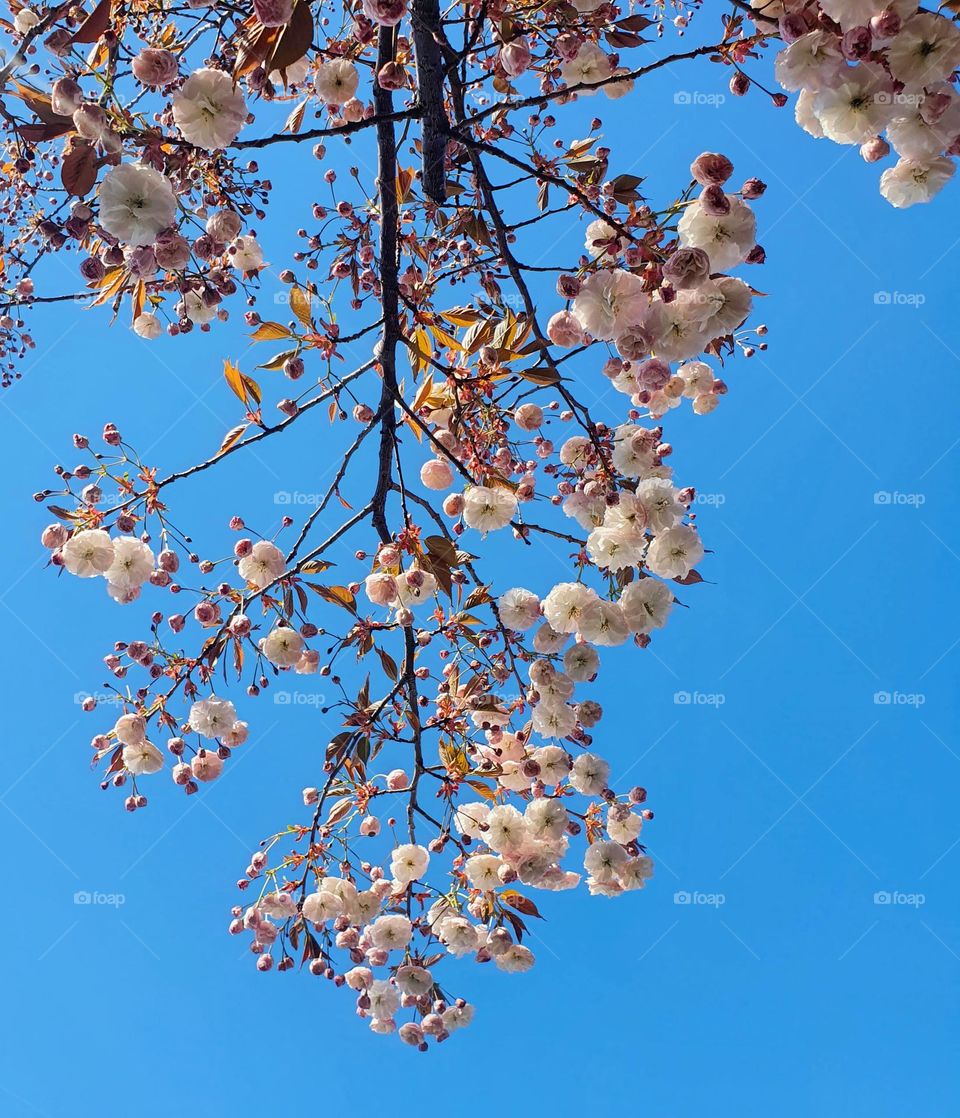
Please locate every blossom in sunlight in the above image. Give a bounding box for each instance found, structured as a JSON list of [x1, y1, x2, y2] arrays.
[[173, 68, 247, 150], [677, 195, 757, 272], [560, 42, 612, 90], [105, 537, 155, 592], [315, 59, 360, 104], [133, 313, 163, 340], [132, 48, 179, 88], [645, 526, 704, 580], [98, 164, 177, 247], [189, 697, 239, 738], [231, 236, 264, 273], [122, 740, 164, 776], [389, 844, 429, 884], [61, 529, 114, 578], [261, 626, 306, 667], [462, 485, 517, 532], [879, 157, 955, 207], [498, 587, 541, 630], [238, 540, 285, 588]]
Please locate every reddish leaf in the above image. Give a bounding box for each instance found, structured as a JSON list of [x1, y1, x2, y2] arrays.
[[71, 0, 111, 44], [61, 140, 97, 197]]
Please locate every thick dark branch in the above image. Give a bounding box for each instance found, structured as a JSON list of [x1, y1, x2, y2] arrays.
[[411, 0, 449, 205], [371, 26, 402, 545]]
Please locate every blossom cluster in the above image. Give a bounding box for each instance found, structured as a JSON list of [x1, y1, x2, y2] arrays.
[[16, 0, 951, 1050], [757, 1, 960, 206]]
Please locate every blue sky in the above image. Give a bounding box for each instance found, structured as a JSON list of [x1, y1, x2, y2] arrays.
[[2, 37, 959, 1118]]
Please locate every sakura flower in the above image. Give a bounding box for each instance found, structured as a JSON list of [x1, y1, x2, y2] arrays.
[[14, 7, 38, 33], [774, 31, 844, 92], [368, 913, 413, 950], [364, 572, 398, 606], [238, 539, 285, 588], [578, 600, 630, 647], [260, 891, 296, 919], [887, 13, 960, 86], [302, 889, 343, 924], [560, 42, 612, 92], [131, 48, 179, 88], [122, 740, 164, 776], [189, 696, 238, 738], [620, 577, 674, 633], [362, 0, 408, 25], [677, 195, 757, 272], [618, 856, 655, 890], [584, 218, 623, 259], [395, 964, 433, 996], [546, 309, 585, 348], [437, 916, 482, 957], [494, 943, 535, 972], [499, 38, 531, 78], [98, 163, 177, 248], [261, 626, 305, 667], [106, 537, 155, 592], [462, 485, 517, 532], [172, 68, 247, 150], [181, 290, 217, 325], [564, 640, 600, 682], [531, 701, 577, 739], [61, 529, 114, 578], [569, 751, 610, 796], [498, 587, 541, 630], [464, 854, 502, 890], [394, 567, 437, 608], [879, 157, 955, 207], [525, 796, 569, 838], [485, 804, 528, 852], [607, 805, 643, 844], [420, 458, 453, 490], [133, 313, 162, 340], [542, 581, 599, 635], [583, 840, 629, 883], [231, 235, 264, 273], [812, 64, 895, 145], [368, 980, 401, 1018], [586, 526, 643, 573], [192, 750, 224, 782], [645, 525, 704, 579], [454, 802, 490, 839], [315, 59, 360, 105], [443, 1003, 475, 1031], [389, 843, 429, 884], [635, 476, 685, 533], [571, 269, 649, 342], [253, 0, 293, 26], [114, 713, 147, 746]]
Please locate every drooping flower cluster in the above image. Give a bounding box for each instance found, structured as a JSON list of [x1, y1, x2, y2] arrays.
[[756, 2, 960, 206], [14, 0, 952, 1050]]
